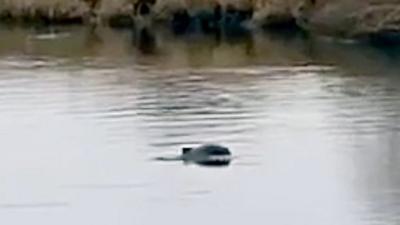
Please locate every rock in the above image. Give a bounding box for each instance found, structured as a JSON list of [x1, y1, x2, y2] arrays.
[[294, 0, 400, 43], [252, 0, 300, 28], [6, 0, 400, 44], [0, 0, 297, 28], [0, 0, 88, 24]]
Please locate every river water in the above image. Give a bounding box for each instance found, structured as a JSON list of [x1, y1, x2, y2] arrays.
[[0, 25, 400, 225]]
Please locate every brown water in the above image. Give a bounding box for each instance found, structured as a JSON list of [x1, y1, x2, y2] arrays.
[[1, 25, 400, 225]]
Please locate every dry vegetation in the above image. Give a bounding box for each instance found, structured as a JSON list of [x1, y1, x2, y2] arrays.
[[0, 0, 398, 41], [0, 0, 87, 22], [0, 0, 301, 25]]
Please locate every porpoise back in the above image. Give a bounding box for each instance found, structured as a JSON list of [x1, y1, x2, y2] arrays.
[[183, 144, 231, 156], [181, 144, 231, 166], [155, 144, 232, 167]]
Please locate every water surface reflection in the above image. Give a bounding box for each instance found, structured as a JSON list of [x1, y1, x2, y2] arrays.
[[0, 25, 400, 225]]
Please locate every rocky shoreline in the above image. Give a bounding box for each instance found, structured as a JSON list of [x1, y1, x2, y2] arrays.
[[1, 0, 400, 44]]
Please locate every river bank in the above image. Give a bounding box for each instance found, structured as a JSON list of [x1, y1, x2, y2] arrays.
[[0, 0, 296, 27], [1, 0, 400, 44]]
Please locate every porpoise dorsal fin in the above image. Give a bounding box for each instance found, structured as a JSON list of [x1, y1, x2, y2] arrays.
[[182, 147, 193, 155]]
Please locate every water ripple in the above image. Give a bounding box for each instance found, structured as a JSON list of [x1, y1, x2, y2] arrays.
[[0, 27, 400, 225]]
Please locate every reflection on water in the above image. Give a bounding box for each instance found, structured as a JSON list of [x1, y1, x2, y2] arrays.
[[0, 202, 69, 209], [132, 27, 158, 55], [0, 25, 400, 225]]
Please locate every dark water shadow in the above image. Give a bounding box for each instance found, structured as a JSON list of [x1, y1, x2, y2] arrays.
[[153, 156, 232, 168], [131, 26, 158, 55], [190, 160, 231, 167]]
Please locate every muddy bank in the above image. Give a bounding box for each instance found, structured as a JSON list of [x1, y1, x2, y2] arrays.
[[295, 0, 400, 44], [2, 0, 400, 44], [0, 0, 299, 28]]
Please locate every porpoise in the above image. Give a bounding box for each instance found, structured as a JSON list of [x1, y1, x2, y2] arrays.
[[155, 144, 232, 166]]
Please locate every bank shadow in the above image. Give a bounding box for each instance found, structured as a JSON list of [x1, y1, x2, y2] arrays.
[[131, 26, 157, 55]]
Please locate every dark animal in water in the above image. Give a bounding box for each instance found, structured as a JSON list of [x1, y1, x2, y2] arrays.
[[155, 144, 232, 166]]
